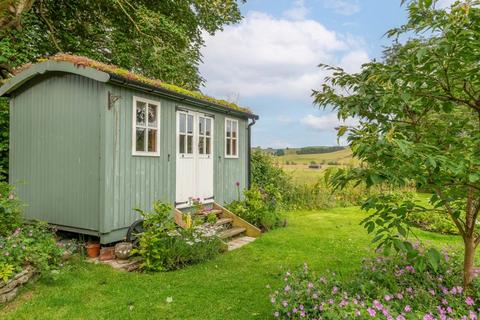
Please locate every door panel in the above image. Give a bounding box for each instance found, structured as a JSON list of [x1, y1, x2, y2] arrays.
[[175, 111, 214, 208]]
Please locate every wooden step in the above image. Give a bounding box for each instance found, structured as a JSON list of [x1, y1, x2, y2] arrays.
[[218, 227, 246, 240], [228, 236, 257, 251], [215, 218, 233, 227], [197, 209, 223, 217]]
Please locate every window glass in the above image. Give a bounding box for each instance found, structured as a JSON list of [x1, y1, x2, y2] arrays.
[[148, 129, 157, 152], [232, 139, 237, 156], [206, 137, 211, 155], [187, 135, 193, 154], [199, 117, 205, 135], [206, 119, 211, 136], [179, 113, 186, 133], [179, 134, 186, 154], [226, 120, 231, 137], [199, 137, 205, 154], [148, 104, 157, 127], [232, 121, 237, 138], [187, 115, 194, 134], [136, 102, 146, 126], [136, 128, 146, 152]]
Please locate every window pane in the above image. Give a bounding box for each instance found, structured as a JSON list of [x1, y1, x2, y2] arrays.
[[232, 121, 237, 138], [206, 137, 211, 155], [199, 137, 204, 154], [148, 104, 157, 128], [187, 115, 194, 134], [148, 129, 157, 152], [232, 139, 237, 156], [199, 117, 205, 135], [187, 135, 193, 154], [226, 120, 231, 137], [136, 101, 146, 126], [206, 119, 211, 136], [179, 113, 186, 133], [226, 138, 231, 155], [179, 134, 185, 154], [136, 128, 146, 152]]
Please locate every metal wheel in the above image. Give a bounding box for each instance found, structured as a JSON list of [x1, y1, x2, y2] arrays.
[[126, 219, 144, 247]]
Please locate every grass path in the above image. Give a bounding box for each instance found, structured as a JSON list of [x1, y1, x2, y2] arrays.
[[0, 208, 462, 320]]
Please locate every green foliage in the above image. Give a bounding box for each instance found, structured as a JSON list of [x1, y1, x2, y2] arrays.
[[0, 222, 62, 282], [0, 263, 14, 283], [275, 149, 285, 156], [296, 146, 345, 155], [314, 0, 480, 286], [0, 0, 245, 90], [134, 201, 222, 272], [270, 249, 479, 319], [0, 181, 23, 237], [227, 185, 284, 231]]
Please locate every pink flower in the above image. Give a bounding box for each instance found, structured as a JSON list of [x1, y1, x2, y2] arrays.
[[282, 301, 288, 307], [466, 296, 475, 306], [367, 308, 376, 317], [273, 311, 279, 318], [404, 305, 412, 312], [384, 295, 392, 301], [423, 313, 435, 320], [332, 286, 338, 294], [469, 311, 477, 320], [284, 285, 291, 292]]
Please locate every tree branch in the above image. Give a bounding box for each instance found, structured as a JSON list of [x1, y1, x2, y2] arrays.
[[434, 187, 466, 237]]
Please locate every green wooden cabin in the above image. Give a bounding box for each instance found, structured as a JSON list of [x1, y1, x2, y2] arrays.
[[0, 55, 258, 244]]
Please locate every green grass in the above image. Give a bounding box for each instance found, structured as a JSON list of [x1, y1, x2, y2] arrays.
[[0, 207, 464, 320], [276, 149, 357, 184]]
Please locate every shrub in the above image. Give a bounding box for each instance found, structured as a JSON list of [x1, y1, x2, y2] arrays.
[[134, 201, 223, 272], [227, 185, 284, 231], [0, 222, 61, 282], [269, 248, 479, 319], [407, 209, 458, 235], [0, 182, 23, 237]]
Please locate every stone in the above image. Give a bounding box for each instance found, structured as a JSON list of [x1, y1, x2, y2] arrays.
[[99, 247, 116, 261], [0, 287, 18, 304], [115, 242, 133, 260]]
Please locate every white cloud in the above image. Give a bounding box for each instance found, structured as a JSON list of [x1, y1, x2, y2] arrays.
[[323, 0, 361, 16], [301, 113, 359, 131], [200, 11, 370, 101], [284, 0, 308, 20]]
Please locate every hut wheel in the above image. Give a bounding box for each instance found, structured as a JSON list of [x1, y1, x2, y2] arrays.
[[126, 219, 144, 247]]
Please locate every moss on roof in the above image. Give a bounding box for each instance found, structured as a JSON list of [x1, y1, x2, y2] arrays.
[[14, 54, 252, 114]]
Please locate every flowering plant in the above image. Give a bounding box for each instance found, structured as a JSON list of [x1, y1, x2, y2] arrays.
[[134, 201, 223, 272], [269, 248, 479, 319]]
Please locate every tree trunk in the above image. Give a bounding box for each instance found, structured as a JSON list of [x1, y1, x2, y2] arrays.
[[463, 236, 476, 288]]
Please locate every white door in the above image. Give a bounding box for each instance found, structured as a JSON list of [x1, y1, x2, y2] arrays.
[[176, 110, 214, 208]]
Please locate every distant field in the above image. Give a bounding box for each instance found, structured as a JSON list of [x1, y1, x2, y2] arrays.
[[276, 148, 357, 185]]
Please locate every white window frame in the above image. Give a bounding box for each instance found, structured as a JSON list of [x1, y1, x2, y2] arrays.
[[225, 118, 239, 159], [177, 111, 195, 159], [132, 96, 161, 157], [198, 115, 214, 159]]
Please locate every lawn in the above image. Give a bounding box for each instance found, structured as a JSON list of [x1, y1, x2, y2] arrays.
[[276, 149, 358, 184], [0, 207, 463, 320]]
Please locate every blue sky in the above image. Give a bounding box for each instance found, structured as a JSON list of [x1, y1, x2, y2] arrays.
[[199, 0, 447, 148]]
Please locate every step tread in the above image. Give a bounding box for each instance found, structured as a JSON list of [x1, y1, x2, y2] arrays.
[[218, 227, 246, 239], [227, 236, 257, 251], [215, 218, 233, 226], [197, 209, 223, 216]]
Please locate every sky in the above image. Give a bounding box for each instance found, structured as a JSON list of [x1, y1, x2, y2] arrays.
[[199, 0, 454, 148]]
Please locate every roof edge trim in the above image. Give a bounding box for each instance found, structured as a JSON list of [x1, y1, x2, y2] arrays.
[[0, 61, 110, 96]]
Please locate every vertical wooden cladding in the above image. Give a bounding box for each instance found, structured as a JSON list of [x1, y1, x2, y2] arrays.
[[9, 74, 101, 231], [102, 85, 248, 234], [8, 71, 250, 240], [102, 85, 176, 233]]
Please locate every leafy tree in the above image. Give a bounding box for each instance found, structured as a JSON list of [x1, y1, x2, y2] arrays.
[[0, 0, 244, 89], [0, 0, 245, 179], [314, 0, 480, 287], [275, 149, 285, 156]]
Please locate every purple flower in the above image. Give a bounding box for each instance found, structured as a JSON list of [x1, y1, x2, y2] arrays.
[[367, 308, 376, 317], [423, 313, 435, 320], [469, 311, 477, 320], [466, 296, 475, 306]]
